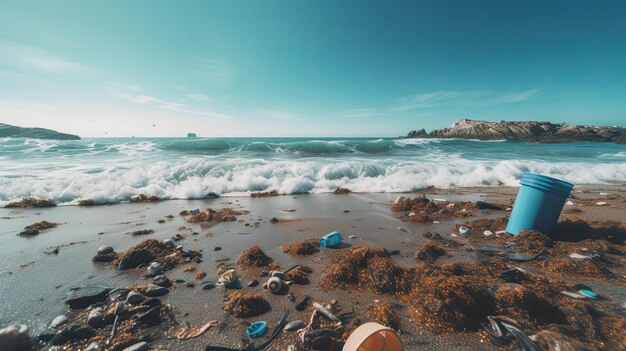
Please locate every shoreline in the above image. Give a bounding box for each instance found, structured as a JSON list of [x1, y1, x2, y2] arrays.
[[1, 186, 625, 350]]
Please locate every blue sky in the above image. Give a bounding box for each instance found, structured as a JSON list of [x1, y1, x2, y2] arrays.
[[0, 0, 625, 137]]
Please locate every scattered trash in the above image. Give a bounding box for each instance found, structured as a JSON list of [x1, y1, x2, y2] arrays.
[[505, 173, 573, 235], [569, 253, 589, 259], [458, 226, 469, 235], [486, 316, 539, 351], [479, 209, 489, 213], [433, 198, 447, 202], [246, 321, 267, 338], [349, 235, 356, 239], [176, 321, 218, 340], [267, 277, 283, 293], [283, 320, 304, 332], [320, 231, 342, 248], [484, 230, 494, 236], [566, 200, 574, 206], [578, 289, 599, 299], [396, 226, 412, 234], [343, 322, 403, 351], [561, 291, 592, 300], [205, 311, 288, 351], [596, 201, 608, 206], [313, 302, 340, 322]]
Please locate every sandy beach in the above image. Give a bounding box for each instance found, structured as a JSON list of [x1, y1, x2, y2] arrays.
[[1, 185, 625, 350]]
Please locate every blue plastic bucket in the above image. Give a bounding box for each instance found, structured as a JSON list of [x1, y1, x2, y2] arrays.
[[505, 173, 574, 235]]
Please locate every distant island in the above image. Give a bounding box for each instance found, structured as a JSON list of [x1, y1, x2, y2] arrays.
[[0, 123, 80, 140], [405, 119, 626, 144], [187, 133, 198, 138]]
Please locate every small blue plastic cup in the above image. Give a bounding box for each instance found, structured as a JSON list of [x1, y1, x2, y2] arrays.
[[505, 173, 574, 235], [246, 321, 267, 338], [320, 231, 342, 248]]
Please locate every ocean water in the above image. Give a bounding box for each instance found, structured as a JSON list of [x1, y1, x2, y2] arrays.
[[1, 137, 625, 206]]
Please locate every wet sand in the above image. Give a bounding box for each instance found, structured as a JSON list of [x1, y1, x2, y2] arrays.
[[1, 185, 625, 350]]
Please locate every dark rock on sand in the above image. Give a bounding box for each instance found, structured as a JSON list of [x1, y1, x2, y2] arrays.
[[50, 315, 69, 328], [65, 286, 111, 309], [405, 118, 626, 143], [97, 246, 114, 255], [126, 291, 144, 305], [0, 122, 80, 140], [0, 324, 30, 351], [135, 306, 161, 326], [247, 279, 259, 287], [202, 281, 216, 290], [295, 295, 311, 311], [18, 229, 40, 236], [141, 298, 161, 307], [51, 325, 95, 345], [152, 275, 172, 287], [144, 286, 169, 297], [87, 307, 105, 328]]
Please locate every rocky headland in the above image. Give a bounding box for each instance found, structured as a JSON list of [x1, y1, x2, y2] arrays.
[[406, 119, 626, 143], [0, 123, 80, 140]]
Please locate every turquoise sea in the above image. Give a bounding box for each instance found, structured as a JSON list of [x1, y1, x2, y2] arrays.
[[1, 137, 625, 206]]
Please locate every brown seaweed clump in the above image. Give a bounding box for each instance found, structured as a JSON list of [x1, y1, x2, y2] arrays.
[[195, 271, 207, 280], [224, 291, 271, 318], [391, 196, 474, 223], [93, 252, 117, 263], [286, 265, 313, 284], [333, 187, 351, 194], [251, 189, 278, 197], [319, 247, 413, 295], [24, 221, 58, 231], [236, 245, 275, 268], [539, 256, 615, 279], [113, 239, 202, 270], [186, 208, 242, 224], [415, 242, 447, 262], [366, 301, 400, 331], [408, 275, 495, 332], [78, 199, 96, 206], [281, 239, 320, 256], [512, 230, 554, 248], [5, 198, 56, 208], [495, 283, 566, 325], [130, 194, 160, 203], [131, 229, 155, 236]]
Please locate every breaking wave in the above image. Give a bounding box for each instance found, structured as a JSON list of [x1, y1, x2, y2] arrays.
[[1, 137, 625, 205]]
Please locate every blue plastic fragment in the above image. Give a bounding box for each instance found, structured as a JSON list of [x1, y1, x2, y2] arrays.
[[578, 289, 599, 298], [246, 321, 267, 338]]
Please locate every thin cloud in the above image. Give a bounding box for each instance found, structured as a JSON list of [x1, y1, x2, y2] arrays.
[[187, 93, 211, 101], [477, 86, 546, 105], [107, 83, 232, 120], [0, 40, 97, 76], [332, 108, 384, 118], [195, 59, 235, 84]]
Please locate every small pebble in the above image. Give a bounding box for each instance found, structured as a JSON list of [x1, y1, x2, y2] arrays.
[[349, 235, 356, 239], [97, 246, 113, 255], [214, 247, 222, 251], [202, 281, 216, 290]]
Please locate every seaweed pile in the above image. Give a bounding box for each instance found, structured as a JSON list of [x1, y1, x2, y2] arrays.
[[391, 196, 476, 223], [102, 239, 202, 270], [183, 208, 243, 224], [224, 291, 271, 318], [251, 189, 279, 197], [333, 187, 351, 194], [365, 301, 400, 331], [281, 238, 320, 256], [415, 242, 447, 262], [319, 247, 414, 294], [236, 245, 276, 268], [5, 198, 56, 208]]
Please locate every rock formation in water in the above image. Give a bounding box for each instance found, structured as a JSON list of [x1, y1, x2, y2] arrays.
[[405, 119, 626, 144], [0, 123, 80, 140]]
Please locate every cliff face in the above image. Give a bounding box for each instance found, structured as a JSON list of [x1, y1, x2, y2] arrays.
[[0, 123, 80, 140], [406, 119, 626, 144]]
